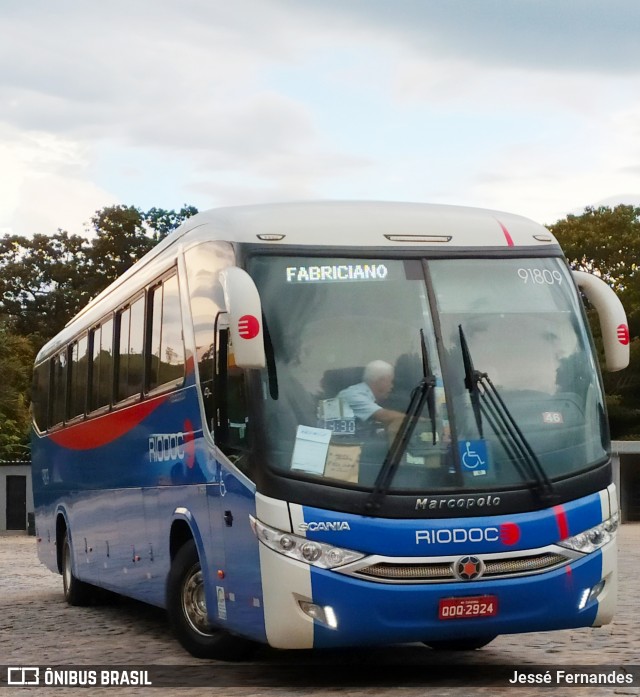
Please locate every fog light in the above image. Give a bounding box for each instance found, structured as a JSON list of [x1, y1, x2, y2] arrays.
[[578, 580, 606, 610], [299, 601, 339, 629]]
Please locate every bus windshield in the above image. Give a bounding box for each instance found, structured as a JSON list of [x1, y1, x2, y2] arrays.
[[248, 255, 608, 494]]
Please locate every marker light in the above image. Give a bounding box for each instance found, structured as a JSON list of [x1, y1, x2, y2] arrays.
[[257, 234, 286, 241], [384, 234, 452, 243], [249, 516, 365, 569], [558, 514, 619, 554]]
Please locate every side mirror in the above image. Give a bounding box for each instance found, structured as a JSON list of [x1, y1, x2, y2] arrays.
[[219, 267, 266, 369], [572, 270, 630, 372]]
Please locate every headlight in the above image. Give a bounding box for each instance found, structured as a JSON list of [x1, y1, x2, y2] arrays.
[[557, 514, 619, 554], [249, 516, 365, 569]]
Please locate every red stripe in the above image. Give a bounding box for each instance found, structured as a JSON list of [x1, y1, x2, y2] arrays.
[[49, 394, 167, 450], [48, 359, 195, 451], [497, 220, 515, 246], [553, 505, 570, 540]]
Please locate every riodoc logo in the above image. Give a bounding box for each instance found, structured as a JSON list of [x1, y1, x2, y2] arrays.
[[415, 522, 521, 546], [238, 314, 260, 340], [617, 323, 630, 346], [148, 420, 195, 468]]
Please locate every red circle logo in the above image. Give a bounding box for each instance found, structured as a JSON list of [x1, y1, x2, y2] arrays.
[[238, 314, 260, 340], [500, 522, 521, 546], [617, 324, 630, 346]]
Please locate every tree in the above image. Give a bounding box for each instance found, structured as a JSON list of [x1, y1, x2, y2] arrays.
[[85, 204, 198, 299], [548, 205, 640, 333], [0, 204, 198, 344], [549, 205, 640, 438], [0, 322, 35, 460], [0, 203, 198, 460], [0, 231, 91, 342]]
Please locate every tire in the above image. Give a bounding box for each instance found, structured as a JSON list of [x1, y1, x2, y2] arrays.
[[424, 636, 497, 651], [61, 531, 94, 606], [166, 539, 256, 660]]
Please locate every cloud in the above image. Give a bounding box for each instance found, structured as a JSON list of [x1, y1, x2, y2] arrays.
[[2, 0, 640, 234], [278, 0, 640, 75], [0, 125, 116, 236]]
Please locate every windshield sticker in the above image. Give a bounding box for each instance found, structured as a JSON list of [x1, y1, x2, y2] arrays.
[[290, 425, 332, 475], [286, 263, 389, 283], [458, 439, 489, 477]]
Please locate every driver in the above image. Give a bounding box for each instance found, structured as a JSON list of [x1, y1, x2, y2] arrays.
[[338, 360, 405, 437]]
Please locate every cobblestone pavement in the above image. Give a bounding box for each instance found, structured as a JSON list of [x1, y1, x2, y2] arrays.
[[0, 526, 638, 697]]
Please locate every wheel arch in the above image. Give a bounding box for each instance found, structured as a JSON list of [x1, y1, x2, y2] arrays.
[[55, 507, 71, 574], [169, 507, 207, 565]]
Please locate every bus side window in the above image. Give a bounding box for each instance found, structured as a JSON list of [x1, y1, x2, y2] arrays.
[[31, 361, 50, 432], [147, 275, 185, 393], [49, 349, 68, 428], [215, 325, 251, 465], [89, 318, 113, 412], [116, 296, 144, 402], [68, 335, 88, 420]]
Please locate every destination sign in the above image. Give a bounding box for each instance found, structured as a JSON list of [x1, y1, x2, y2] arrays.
[[285, 263, 389, 283]]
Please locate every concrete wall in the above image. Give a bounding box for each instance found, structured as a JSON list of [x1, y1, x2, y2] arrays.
[[611, 442, 640, 523]]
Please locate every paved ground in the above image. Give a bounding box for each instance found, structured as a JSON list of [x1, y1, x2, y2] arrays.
[[0, 526, 638, 696]]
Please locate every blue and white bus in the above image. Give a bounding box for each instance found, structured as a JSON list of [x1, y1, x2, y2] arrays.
[[31, 202, 629, 658]]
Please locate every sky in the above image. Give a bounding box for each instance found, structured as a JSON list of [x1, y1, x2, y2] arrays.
[[2, 0, 640, 237]]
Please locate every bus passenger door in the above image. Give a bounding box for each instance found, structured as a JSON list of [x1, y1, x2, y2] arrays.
[[212, 324, 266, 643]]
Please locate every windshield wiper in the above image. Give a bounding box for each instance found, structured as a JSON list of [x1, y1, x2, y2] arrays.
[[365, 330, 436, 513], [459, 325, 484, 438], [458, 325, 556, 502]]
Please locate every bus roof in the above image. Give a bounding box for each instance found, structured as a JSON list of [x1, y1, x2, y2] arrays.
[[174, 200, 556, 250], [38, 201, 559, 361]]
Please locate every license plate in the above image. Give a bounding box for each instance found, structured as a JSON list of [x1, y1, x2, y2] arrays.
[[438, 596, 498, 620]]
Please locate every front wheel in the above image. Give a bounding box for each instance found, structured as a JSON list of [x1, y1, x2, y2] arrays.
[[61, 531, 93, 606], [166, 539, 256, 660], [424, 636, 497, 651]]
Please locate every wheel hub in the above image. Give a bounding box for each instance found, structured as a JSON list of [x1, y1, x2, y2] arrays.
[[181, 565, 212, 636]]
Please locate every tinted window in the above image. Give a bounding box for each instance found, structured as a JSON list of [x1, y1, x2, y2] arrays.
[[50, 351, 68, 427], [90, 318, 113, 411], [69, 335, 88, 419], [31, 362, 49, 431], [116, 296, 144, 402], [148, 275, 185, 391]]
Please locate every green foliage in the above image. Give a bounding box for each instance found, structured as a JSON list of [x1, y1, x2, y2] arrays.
[[549, 205, 640, 333], [0, 231, 91, 342], [0, 203, 198, 458], [549, 205, 640, 439], [0, 323, 35, 459]]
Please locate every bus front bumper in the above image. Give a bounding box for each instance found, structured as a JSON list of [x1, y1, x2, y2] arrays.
[[258, 539, 616, 649]]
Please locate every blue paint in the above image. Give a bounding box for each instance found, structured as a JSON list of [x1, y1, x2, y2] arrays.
[[310, 551, 602, 648], [31, 382, 267, 643], [301, 491, 603, 556]]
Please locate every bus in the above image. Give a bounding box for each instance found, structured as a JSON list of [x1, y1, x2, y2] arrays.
[[31, 201, 629, 658]]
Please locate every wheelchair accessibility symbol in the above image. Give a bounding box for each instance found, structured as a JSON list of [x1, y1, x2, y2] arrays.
[[458, 440, 489, 475]]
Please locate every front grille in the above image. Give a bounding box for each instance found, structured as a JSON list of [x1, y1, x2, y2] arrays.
[[350, 551, 569, 584], [484, 553, 567, 576], [358, 562, 453, 581]]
